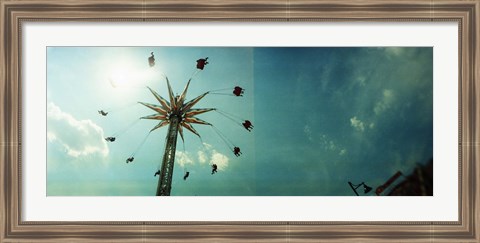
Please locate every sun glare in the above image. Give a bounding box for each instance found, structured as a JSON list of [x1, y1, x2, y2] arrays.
[[107, 59, 155, 88]]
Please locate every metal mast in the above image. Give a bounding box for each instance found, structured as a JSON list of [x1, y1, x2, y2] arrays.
[[156, 114, 180, 196]]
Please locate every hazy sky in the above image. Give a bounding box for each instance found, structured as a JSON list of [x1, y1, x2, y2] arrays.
[[47, 47, 433, 196]]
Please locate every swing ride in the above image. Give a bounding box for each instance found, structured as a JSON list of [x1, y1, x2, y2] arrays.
[[148, 52, 155, 67], [99, 54, 252, 196]]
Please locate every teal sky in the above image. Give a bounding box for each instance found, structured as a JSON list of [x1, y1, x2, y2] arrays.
[[47, 47, 433, 196]]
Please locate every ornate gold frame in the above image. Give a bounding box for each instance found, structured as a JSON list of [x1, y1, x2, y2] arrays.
[[1, 0, 479, 242]]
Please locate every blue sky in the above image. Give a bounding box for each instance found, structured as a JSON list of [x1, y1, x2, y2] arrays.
[[47, 47, 433, 196]]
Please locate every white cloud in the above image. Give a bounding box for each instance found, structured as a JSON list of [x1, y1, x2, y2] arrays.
[[176, 151, 194, 168], [304, 125, 313, 142], [210, 152, 229, 171], [374, 89, 395, 115], [318, 133, 347, 156], [203, 143, 229, 171], [203, 143, 213, 150], [357, 76, 367, 86], [328, 141, 336, 150], [197, 150, 207, 164], [47, 102, 108, 159], [350, 116, 365, 132], [189, 143, 230, 171]]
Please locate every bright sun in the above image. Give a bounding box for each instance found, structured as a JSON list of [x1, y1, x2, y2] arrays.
[[108, 69, 130, 88], [107, 59, 156, 88]]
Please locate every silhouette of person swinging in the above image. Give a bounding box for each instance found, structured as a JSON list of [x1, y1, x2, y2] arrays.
[[98, 110, 108, 116], [154, 170, 160, 177], [211, 164, 218, 174], [196, 57, 209, 70], [183, 171, 190, 180], [148, 52, 155, 67], [233, 86, 244, 97], [242, 120, 253, 131], [233, 147, 242, 157], [105, 137, 116, 142], [126, 157, 134, 163]]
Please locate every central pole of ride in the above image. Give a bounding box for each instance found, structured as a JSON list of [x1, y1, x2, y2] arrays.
[[156, 114, 180, 196]]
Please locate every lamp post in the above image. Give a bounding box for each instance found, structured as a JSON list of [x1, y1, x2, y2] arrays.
[[348, 181, 372, 196]]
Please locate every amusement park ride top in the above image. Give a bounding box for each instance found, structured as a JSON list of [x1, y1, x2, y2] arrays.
[[101, 54, 252, 196]]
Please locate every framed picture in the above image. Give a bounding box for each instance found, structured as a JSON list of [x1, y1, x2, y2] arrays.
[[1, 0, 479, 242]]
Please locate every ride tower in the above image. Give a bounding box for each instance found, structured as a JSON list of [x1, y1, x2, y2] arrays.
[[156, 111, 180, 196], [140, 78, 213, 196]]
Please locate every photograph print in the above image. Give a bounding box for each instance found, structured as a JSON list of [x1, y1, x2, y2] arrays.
[[47, 47, 433, 196]]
